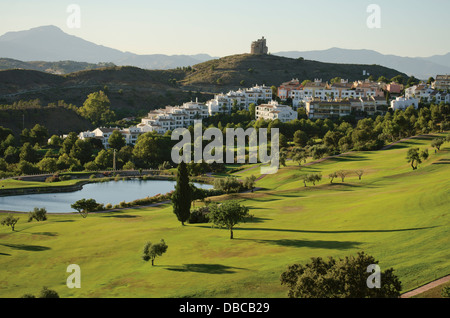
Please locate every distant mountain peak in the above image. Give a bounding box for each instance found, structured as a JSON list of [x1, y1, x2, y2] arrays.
[[0, 25, 64, 40]]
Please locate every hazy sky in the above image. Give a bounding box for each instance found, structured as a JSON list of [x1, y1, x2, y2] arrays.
[[1, 0, 449, 57]]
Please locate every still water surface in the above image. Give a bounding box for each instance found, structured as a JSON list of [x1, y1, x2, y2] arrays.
[[0, 179, 212, 213]]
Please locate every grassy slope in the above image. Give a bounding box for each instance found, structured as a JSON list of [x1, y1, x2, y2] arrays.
[[0, 133, 448, 298]]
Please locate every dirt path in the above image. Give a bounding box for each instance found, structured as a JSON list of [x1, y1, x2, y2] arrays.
[[381, 134, 428, 150], [401, 275, 450, 298]]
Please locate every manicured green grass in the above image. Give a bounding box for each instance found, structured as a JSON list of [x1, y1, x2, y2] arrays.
[[0, 178, 83, 190], [0, 133, 449, 298]]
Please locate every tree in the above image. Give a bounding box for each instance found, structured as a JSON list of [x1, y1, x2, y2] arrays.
[[279, 133, 288, 149], [49, 135, 63, 147], [133, 133, 171, 168], [391, 75, 405, 85], [280, 252, 402, 298], [207, 200, 250, 239], [20, 128, 31, 144], [406, 148, 422, 170], [172, 162, 192, 226], [323, 130, 343, 149], [71, 199, 101, 218], [420, 149, 429, 161], [70, 139, 94, 165], [303, 173, 322, 187], [243, 175, 257, 192], [56, 153, 80, 170], [336, 170, 350, 182], [293, 130, 308, 147], [60, 132, 78, 155], [328, 172, 338, 184], [108, 130, 126, 151], [78, 91, 115, 126], [38, 287, 59, 298], [94, 149, 114, 170], [28, 207, 47, 222], [431, 138, 444, 151], [1, 214, 19, 231], [293, 149, 308, 167], [19, 142, 38, 163], [16, 160, 39, 175], [377, 76, 390, 84], [249, 103, 256, 118], [37, 157, 58, 173], [142, 239, 168, 266], [4, 146, 19, 164], [310, 145, 329, 160], [355, 170, 364, 180], [30, 124, 49, 146]]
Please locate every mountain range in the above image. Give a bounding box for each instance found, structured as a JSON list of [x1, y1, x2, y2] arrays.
[[0, 25, 449, 79], [274, 48, 450, 80], [0, 25, 215, 70]]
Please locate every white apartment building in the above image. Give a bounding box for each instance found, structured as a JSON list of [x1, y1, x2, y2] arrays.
[[404, 84, 434, 101], [255, 101, 298, 122], [431, 91, 450, 104], [79, 126, 143, 149], [281, 79, 384, 108], [140, 100, 209, 134], [207, 84, 272, 115], [390, 97, 419, 111], [306, 95, 388, 119], [305, 100, 352, 119], [433, 75, 450, 90]]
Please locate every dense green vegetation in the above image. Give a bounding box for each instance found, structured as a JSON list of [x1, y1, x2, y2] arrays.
[[280, 252, 402, 298], [0, 96, 447, 183]]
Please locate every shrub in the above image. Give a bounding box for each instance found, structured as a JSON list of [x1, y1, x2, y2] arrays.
[[45, 174, 60, 183], [442, 286, 450, 298], [28, 207, 47, 222], [59, 174, 71, 181], [39, 287, 59, 298], [188, 206, 210, 224], [119, 201, 128, 208], [213, 177, 243, 193]]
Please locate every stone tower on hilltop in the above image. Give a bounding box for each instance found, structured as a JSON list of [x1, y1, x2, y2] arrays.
[[251, 37, 268, 54]]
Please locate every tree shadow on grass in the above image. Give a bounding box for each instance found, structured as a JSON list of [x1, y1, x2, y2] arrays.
[[328, 155, 369, 162], [0, 243, 51, 252], [433, 159, 450, 165], [0, 252, 11, 256], [165, 263, 247, 274], [102, 214, 141, 219], [32, 232, 58, 236], [245, 217, 272, 224], [236, 238, 361, 250], [54, 220, 76, 223], [232, 226, 437, 235]]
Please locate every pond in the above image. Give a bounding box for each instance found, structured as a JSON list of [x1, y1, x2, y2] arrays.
[[0, 179, 213, 213]]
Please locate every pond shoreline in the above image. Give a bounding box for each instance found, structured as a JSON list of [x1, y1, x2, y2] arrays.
[[0, 174, 215, 214], [0, 199, 172, 215], [0, 175, 180, 198]]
